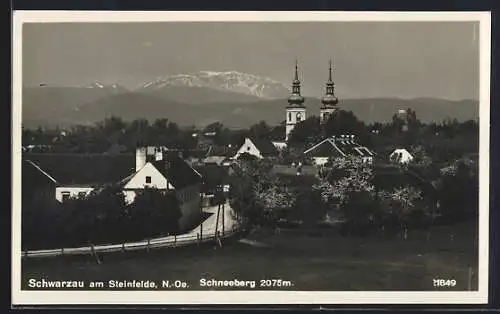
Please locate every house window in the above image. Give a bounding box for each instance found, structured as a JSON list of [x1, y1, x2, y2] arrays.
[[78, 192, 87, 199], [247, 146, 251, 151], [288, 112, 292, 122], [145, 176, 151, 184], [61, 192, 70, 202]]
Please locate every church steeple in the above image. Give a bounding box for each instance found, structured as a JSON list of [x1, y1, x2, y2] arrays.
[[285, 59, 307, 141], [288, 59, 305, 107], [321, 59, 338, 108], [320, 59, 339, 123]]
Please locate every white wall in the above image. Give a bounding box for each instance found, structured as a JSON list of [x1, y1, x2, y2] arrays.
[[55, 186, 94, 202], [177, 184, 201, 231], [122, 162, 173, 204], [320, 108, 336, 123], [234, 138, 263, 159], [313, 156, 373, 166], [390, 149, 414, 164], [285, 107, 307, 140], [362, 156, 374, 164], [272, 141, 288, 150], [312, 157, 329, 166]]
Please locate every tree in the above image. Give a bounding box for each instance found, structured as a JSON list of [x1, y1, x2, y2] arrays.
[[409, 145, 432, 168], [323, 110, 370, 145], [228, 158, 276, 226], [314, 156, 377, 235], [253, 181, 296, 224], [249, 120, 272, 140], [287, 116, 322, 147], [436, 158, 479, 222], [128, 189, 182, 238], [378, 185, 428, 239]]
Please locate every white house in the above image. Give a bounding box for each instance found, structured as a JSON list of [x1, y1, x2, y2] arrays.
[[23, 153, 136, 203], [303, 135, 376, 166], [272, 141, 288, 151], [122, 149, 203, 231], [234, 137, 279, 160], [390, 148, 414, 164]]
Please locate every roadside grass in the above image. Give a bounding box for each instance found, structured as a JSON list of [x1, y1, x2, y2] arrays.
[[21, 222, 478, 291]]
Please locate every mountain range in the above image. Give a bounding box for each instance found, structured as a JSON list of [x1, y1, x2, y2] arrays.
[[21, 71, 479, 129]]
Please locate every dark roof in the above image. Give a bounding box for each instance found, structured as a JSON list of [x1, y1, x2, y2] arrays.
[[193, 164, 230, 193], [23, 153, 136, 186], [206, 145, 237, 158], [303, 137, 375, 158], [22, 160, 57, 195], [151, 154, 201, 189], [373, 166, 437, 197], [250, 137, 279, 157]]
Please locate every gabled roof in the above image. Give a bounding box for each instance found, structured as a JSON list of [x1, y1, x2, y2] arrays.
[[206, 145, 237, 158], [23, 153, 136, 186], [303, 137, 375, 158], [249, 137, 279, 157], [151, 154, 202, 190], [373, 166, 438, 197], [194, 164, 231, 193], [203, 156, 230, 165], [24, 159, 58, 183]]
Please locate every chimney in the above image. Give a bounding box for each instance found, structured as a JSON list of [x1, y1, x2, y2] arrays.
[[135, 147, 147, 172], [155, 150, 163, 161]]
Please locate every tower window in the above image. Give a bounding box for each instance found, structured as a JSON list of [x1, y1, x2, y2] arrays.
[[145, 176, 152, 183], [61, 192, 70, 202]]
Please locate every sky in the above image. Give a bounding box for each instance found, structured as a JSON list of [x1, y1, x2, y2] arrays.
[[22, 21, 479, 100]]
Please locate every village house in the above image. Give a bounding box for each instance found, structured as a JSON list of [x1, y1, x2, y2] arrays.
[[203, 145, 236, 166], [22, 147, 204, 230], [302, 134, 376, 166], [23, 153, 136, 202], [122, 147, 202, 230], [233, 137, 279, 160], [390, 148, 414, 164], [194, 164, 231, 207]]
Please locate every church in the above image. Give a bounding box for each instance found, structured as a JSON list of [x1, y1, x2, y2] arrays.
[[277, 60, 375, 165]]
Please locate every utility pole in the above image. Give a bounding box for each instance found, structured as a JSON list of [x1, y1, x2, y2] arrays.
[[199, 189, 203, 242], [214, 186, 221, 240], [222, 200, 225, 236]]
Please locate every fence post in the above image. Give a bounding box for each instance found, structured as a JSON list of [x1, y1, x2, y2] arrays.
[[217, 231, 222, 248], [174, 235, 177, 247], [90, 243, 101, 265], [24, 250, 28, 258], [61, 247, 64, 256], [147, 239, 150, 252], [122, 243, 125, 252]]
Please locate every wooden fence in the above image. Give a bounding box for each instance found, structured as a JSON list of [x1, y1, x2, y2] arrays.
[[22, 221, 241, 259]]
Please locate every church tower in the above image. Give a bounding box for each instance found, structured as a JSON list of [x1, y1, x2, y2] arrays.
[[285, 60, 306, 141], [320, 59, 339, 123]]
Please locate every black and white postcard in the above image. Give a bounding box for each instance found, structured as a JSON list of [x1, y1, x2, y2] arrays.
[[11, 11, 491, 306]]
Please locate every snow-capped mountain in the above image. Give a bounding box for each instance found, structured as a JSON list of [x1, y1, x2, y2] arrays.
[[85, 81, 127, 91], [136, 71, 290, 99]]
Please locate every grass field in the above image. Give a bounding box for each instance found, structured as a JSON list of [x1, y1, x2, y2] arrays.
[[21, 222, 478, 291]]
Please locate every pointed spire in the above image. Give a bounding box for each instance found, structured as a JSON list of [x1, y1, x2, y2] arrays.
[[294, 58, 299, 82], [288, 58, 304, 107], [328, 59, 333, 82], [321, 58, 338, 109]]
